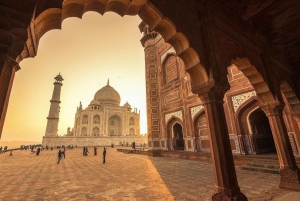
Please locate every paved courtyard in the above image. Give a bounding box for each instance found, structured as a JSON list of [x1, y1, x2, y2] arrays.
[[0, 148, 296, 200]]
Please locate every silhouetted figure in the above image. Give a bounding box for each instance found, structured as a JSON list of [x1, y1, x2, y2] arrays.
[[83, 147, 86, 156], [9, 151, 12, 156], [94, 147, 97, 156], [36, 147, 41, 156], [57, 150, 63, 164], [85, 147, 89, 156], [63, 148, 66, 159], [102, 147, 106, 164]]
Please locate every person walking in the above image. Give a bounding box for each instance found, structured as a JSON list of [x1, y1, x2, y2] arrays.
[[85, 147, 89, 156], [57, 150, 63, 164], [102, 147, 106, 164], [9, 150, 12, 156], [83, 147, 86, 156], [94, 147, 97, 156], [63, 147, 66, 159], [36, 147, 41, 156]]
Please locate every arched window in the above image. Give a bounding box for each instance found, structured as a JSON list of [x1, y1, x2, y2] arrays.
[[129, 117, 135, 125], [92, 127, 99, 136], [81, 127, 87, 136], [93, 115, 100, 124], [82, 115, 88, 124], [111, 120, 114, 125], [129, 128, 134, 135]]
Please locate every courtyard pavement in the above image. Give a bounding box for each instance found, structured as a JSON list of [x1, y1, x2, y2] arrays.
[[0, 148, 297, 201]]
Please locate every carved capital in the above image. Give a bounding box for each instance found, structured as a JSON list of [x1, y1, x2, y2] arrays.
[[280, 167, 300, 183], [192, 80, 229, 103], [260, 102, 284, 116], [140, 32, 158, 47], [0, 54, 20, 71]]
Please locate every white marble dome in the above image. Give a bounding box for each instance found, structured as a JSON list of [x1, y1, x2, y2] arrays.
[[90, 100, 100, 106], [94, 83, 121, 106], [123, 102, 132, 109]]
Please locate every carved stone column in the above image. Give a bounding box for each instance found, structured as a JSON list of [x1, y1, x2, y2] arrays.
[[140, 25, 162, 157], [261, 103, 300, 191], [292, 114, 300, 150], [193, 82, 247, 201], [0, 56, 20, 138]]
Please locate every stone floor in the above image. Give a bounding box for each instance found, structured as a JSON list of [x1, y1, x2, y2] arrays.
[[0, 148, 296, 201]]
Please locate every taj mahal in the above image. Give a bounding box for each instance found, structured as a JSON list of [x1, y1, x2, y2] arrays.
[[42, 75, 147, 147]]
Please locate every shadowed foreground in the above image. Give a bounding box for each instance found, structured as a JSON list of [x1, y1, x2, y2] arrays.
[[0, 148, 295, 200]]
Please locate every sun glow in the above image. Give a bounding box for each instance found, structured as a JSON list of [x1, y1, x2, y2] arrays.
[[2, 12, 147, 142]]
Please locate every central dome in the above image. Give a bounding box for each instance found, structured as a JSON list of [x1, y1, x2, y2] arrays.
[[94, 82, 120, 106]]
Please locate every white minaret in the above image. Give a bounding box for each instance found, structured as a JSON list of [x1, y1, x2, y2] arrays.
[[45, 73, 63, 136]]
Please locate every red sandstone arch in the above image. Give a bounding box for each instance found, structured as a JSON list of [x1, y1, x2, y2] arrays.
[[31, 0, 208, 86], [166, 117, 184, 150], [231, 57, 275, 105], [280, 81, 300, 118]]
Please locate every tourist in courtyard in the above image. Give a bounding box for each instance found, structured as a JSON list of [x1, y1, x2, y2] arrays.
[[36, 147, 41, 156], [85, 147, 89, 156], [94, 147, 97, 156], [57, 150, 63, 164], [9, 150, 12, 156], [63, 147, 66, 159], [102, 147, 106, 164]]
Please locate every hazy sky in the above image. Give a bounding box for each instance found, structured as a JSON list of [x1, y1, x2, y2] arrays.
[[2, 12, 147, 142]]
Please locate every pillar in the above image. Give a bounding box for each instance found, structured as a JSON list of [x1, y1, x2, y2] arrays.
[[193, 82, 247, 201], [292, 114, 300, 150], [262, 103, 300, 191], [140, 24, 162, 157], [0, 56, 20, 138]]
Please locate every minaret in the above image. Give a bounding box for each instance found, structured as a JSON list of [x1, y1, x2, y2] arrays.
[[45, 73, 63, 136]]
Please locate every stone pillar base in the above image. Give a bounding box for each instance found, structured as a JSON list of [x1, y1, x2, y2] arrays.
[[279, 168, 300, 191], [212, 191, 248, 201], [148, 150, 161, 157]]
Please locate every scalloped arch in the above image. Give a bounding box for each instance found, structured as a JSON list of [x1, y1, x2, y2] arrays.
[[280, 81, 300, 115], [231, 57, 275, 105], [31, 0, 208, 85]]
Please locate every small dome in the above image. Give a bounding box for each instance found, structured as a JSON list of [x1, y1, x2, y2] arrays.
[[123, 102, 132, 109], [90, 100, 100, 106], [94, 82, 121, 106]]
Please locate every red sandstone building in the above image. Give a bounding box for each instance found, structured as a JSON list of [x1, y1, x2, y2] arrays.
[[140, 23, 300, 157], [1, 1, 300, 200]]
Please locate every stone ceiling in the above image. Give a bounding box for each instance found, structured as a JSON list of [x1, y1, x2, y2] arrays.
[[218, 0, 300, 74]]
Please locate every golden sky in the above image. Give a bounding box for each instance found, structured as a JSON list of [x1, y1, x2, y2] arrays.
[[2, 12, 147, 142]]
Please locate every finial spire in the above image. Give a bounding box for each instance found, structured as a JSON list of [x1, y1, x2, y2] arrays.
[[107, 78, 109, 85]]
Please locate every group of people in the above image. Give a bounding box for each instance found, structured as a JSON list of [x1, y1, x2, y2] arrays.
[[83, 147, 89, 156], [57, 148, 66, 164], [82, 146, 106, 163]]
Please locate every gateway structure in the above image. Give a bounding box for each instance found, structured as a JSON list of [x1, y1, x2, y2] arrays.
[[42, 77, 147, 147]]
